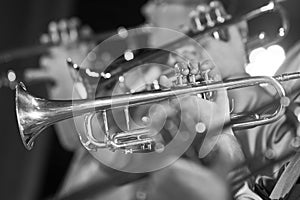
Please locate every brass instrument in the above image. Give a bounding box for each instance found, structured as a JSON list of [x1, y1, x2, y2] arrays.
[[13, 0, 292, 154], [0, 0, 288, 66], [98, 0, 289, 89], [0, 26, 148, 64], [0, 1, 289, 90], [15, 72, 300, 153]]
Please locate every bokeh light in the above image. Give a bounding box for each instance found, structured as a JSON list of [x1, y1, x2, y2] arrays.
[[246, 45, 286, 76]]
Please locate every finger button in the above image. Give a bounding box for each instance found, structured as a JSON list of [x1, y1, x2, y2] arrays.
[[196, 4, 210, 29], [189, 10, 204, 32], [209, 1, 230, 23]]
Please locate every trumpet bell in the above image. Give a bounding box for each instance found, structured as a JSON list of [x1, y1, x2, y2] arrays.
[[15, 72, 300, 152], [16, 83, 44, 150]]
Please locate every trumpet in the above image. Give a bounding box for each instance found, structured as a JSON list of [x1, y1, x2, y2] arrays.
[[0, 0, 288, 66], [15, 72, 300, 153], [0, 26, 149, 64], [0, 0, 289, 92], [98, 0, 289, 89]]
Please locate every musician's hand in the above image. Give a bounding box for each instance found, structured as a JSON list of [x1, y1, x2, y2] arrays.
[[24, 18, 92, 99], [151, 60, 230, 138], [24, 18, 94, 151], [169, 25, 247, 80], [200, 26, 247, 79], [148, 60, 248, 178]]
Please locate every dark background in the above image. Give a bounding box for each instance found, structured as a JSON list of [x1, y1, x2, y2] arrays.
[[0, 0, 299, 199]]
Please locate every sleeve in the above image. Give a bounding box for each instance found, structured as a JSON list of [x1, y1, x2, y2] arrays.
[[233, 42, 300, 183]]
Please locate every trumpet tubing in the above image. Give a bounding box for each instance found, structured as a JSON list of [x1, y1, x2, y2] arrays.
[[97, 1, 289, 90], [12, 0, 291, 153], [0, 1, 288, 66], [15, 72, 300, 152]]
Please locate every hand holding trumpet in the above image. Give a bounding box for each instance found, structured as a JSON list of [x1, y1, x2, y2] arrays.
[[25, 18, 93, 99]]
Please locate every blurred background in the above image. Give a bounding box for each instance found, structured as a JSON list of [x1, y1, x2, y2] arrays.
[[0, 0, 299, 199]]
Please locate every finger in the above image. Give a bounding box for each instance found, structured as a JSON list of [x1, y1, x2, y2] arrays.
[[176, 62, 189, 76], [173, 95, 208, 120], [24, 68, 52, 82], [188, 60, 200, 75], [213, 88, 230, 123], [58, 19, 69, 44], [144, 66, 161, 86], [200, 60, 215, 71], [152, 132, 165, 151], [180, 112, 197, 134], [159, 75, 172, 89], [149, 102, 177, 131], [68, 17, 80, 42], [214, 88, 228, 106], [181, 51, 198, 61], [175, 45, 197, 57], [40, 33, 50, 44], [150, 107, 180, 146], [174, 62, 189, 85], [164, 118, 179, 138], [170, 45, 198, 65], [124, 70, 146, 93], [208, 67, 222, 81], [39, 56, 56, 68], [80, 25, 93, 38], [48, 21, 60, 43], [47, 46, 67, 57]]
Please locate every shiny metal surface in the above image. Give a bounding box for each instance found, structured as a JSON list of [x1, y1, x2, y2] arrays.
[[0, 1, 288, 66], [15, 72, 300, 152], [98, 1, 289, 89]]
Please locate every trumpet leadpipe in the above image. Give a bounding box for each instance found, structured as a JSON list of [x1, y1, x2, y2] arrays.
[[16, 72, 300, 150]]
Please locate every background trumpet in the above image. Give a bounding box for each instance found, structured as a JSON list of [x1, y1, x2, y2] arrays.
[[81, 0, 290, 90], [0, 0, 288, 90], [0, 1, 288, 66]]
